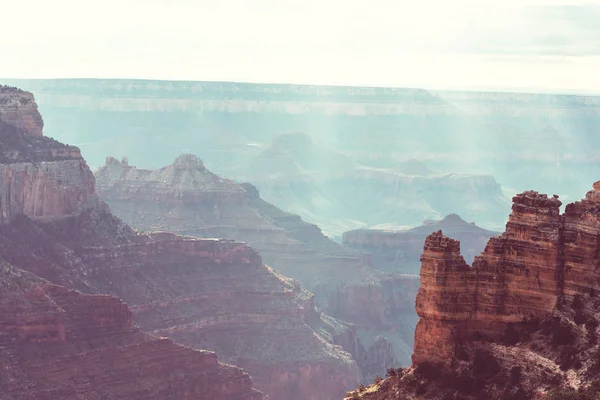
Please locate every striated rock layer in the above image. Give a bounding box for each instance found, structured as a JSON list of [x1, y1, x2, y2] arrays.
[[0, 86, 359, 400], [0, 262, 262, 400], [95, 155, 415, 372]]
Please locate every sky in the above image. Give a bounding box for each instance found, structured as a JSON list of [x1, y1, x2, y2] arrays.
[[2, 0, 600, 93]]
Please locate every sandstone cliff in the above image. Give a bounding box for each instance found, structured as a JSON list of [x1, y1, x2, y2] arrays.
[[0, 86, 359, 400], [343, 213, 499, 274], [346, 183, 600, 399], [0, 262, 263, 400], [94, 154, 412, 375]]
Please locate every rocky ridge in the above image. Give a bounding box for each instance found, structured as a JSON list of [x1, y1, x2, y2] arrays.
[[346, 183, 600, 399], [0, 86, 359, 400]]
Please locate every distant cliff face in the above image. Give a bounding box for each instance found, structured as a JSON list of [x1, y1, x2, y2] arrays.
[[0, 86, 360, 400], [235, 133, 510, 237], [95, 154, 414, 376], [346, 182, 600, 400], [343, 213, 499, 274]]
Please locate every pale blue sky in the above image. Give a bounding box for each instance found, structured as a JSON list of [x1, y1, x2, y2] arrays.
[[3, 0, 600, 92]]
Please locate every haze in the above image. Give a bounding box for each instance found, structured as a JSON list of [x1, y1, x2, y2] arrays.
[[3, 0, 600, 93]]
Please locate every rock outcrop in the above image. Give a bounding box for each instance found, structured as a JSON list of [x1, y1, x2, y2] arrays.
[[347, 182, 600, 399], [0, 262, 263, 400], [413, 191, 564, 366], [95, 155, 413, 372], [0, 85, 44, 136], [0, 86, 359, 400], [344, 213, 499, 274]]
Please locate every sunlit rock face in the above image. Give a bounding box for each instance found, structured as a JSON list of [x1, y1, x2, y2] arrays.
[[414, 191, 564, 366], [0, 86, 360, 400], [95, 155, 412, 375]]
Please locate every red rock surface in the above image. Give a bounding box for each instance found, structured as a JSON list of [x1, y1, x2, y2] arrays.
[[414, 190, 564, 366], [0, 86, 359, 400], [0, 263, 262, 400], [95, 155, 411, 372]]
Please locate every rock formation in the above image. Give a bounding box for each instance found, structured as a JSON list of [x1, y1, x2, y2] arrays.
[[0, 262, 263, 400], [344, 213, 499, 274], [346, 183, 600, 399], [0, 85, 44, 136], [0, 86, 360, 400]]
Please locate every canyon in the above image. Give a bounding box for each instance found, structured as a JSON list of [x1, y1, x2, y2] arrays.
[[2, 78, 598, 218], [347, 182, 600, 399], [9, 78, 599, 235], [0, 85, 361, 400], [94, 154, 419, 372]]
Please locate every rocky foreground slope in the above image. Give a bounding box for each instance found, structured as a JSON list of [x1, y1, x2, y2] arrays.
[[347, 183, 600, 399], [94, 155, 419, 373], [343, 214, 499, 274], [0, 262, 262, 400], [0, 85, 360, 400]]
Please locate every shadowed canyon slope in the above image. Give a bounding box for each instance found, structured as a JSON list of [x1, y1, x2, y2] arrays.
[[2, 78, 598, 230], [343, 214, 499, 274], [94, 154, 420, 373], [347, 182, 600, 400], [0, 85, 361, 400]]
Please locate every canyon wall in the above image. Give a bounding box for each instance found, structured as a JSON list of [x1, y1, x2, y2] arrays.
[[0, 86, 360, 400]]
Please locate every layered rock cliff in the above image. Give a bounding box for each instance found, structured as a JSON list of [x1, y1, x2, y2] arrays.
[[0, 262, 263, 400], [0, 86, 360, 400], [347, 182, 600, 399], [343, 214, 499, 274], [95, 155, 414, 373]]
